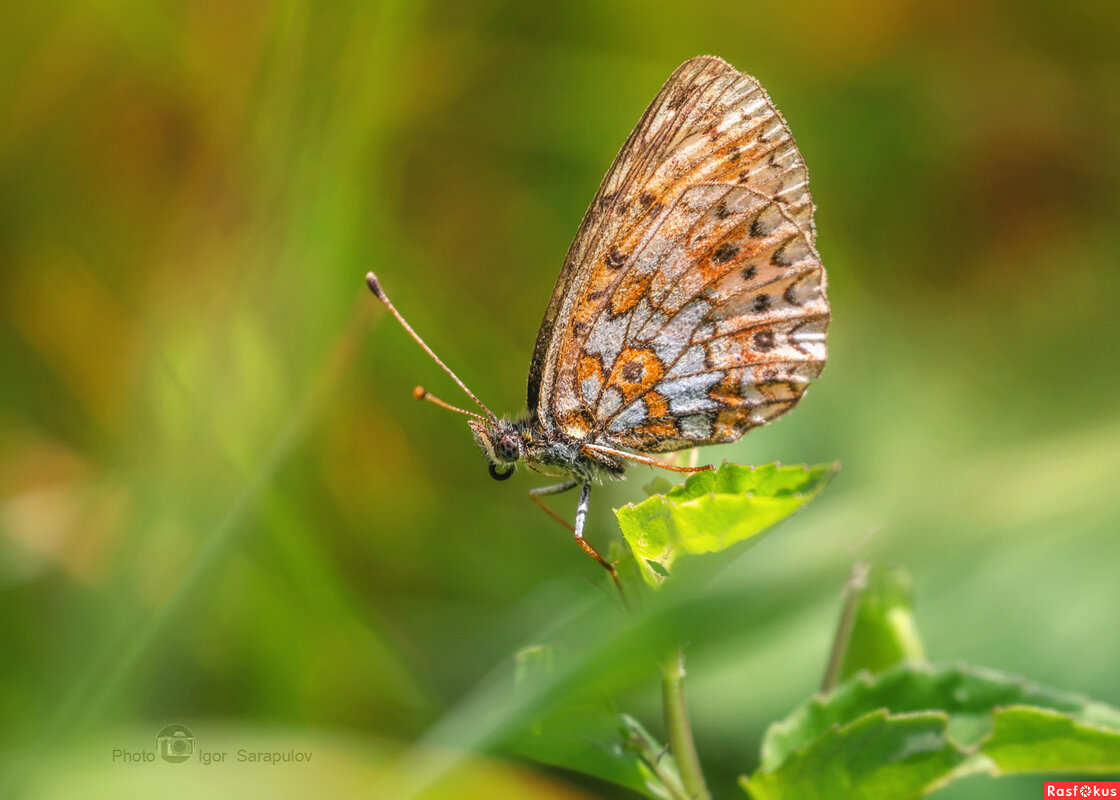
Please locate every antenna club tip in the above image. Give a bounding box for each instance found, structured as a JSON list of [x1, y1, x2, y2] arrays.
[[365, 272, 385, 300], [412, 385, 427, 400]]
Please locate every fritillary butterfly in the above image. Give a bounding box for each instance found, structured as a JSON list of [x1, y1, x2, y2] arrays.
[[367, 56, 829, 580]]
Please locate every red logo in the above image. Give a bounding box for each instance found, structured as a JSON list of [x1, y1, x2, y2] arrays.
[[1045, 783, 1120, 797]]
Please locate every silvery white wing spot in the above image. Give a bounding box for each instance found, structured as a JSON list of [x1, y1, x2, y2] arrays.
[[367, 55, 829, 583]]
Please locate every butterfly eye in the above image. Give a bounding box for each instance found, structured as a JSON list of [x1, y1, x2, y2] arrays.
[[488, 463, 514, 481], [495, 433, 521, 462]]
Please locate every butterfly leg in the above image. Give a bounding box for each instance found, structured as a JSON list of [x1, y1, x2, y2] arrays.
[[528, 480, 578, 532], [528, 481, 619, 581], [572, 483, 620, 581], [582, 443, 712, 474]]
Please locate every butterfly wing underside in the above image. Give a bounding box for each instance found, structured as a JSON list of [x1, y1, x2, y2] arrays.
[[528, 56, 829, 453]]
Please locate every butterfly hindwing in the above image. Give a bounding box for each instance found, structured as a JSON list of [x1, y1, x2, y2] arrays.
[[529, 56, 828, 453], [592, 189, 827, 452]]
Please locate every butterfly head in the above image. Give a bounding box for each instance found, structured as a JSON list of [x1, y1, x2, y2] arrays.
[[468, 418, 523, 481]]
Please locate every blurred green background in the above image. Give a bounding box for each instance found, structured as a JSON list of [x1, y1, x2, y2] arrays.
[[2, 1, 1119, 798]]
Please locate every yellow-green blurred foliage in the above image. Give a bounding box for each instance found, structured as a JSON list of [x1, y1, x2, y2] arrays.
[[2, 1, 1119, 798]]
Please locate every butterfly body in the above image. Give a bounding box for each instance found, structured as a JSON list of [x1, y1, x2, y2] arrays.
[[369, 55, 829, 579], [469, 414, 625, 484]]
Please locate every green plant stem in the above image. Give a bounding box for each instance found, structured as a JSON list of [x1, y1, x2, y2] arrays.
[[662, 647, 711, 800], [821, 561, 868, 692]]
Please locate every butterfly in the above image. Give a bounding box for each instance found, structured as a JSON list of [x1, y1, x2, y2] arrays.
[[367, 55, 829, 581]]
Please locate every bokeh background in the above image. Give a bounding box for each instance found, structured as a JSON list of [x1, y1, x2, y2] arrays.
[[2, 1, 1119, 798]]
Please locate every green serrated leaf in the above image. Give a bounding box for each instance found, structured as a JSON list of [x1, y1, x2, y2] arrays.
[[983, 705, 1120, 774], [742, 693, 1120, 800], [761, 661, 1120, 773], [614, 462, 838, 587], [742, 709, 966, 800]]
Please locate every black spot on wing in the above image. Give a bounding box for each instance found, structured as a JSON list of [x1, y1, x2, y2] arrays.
[[711, 243, 739, 264], [753, 330, 776, 352]]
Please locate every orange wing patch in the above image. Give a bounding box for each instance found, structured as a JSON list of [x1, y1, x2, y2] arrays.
[[606, 346, 666, 403], [609, 270, 654, 316]]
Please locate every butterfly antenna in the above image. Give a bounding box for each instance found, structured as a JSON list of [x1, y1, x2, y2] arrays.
[[366, 272, 498, 422], [412, 385, 491, 424]]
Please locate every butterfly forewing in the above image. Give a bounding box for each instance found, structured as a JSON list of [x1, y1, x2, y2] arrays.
[[529, 56, 828, 454]]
